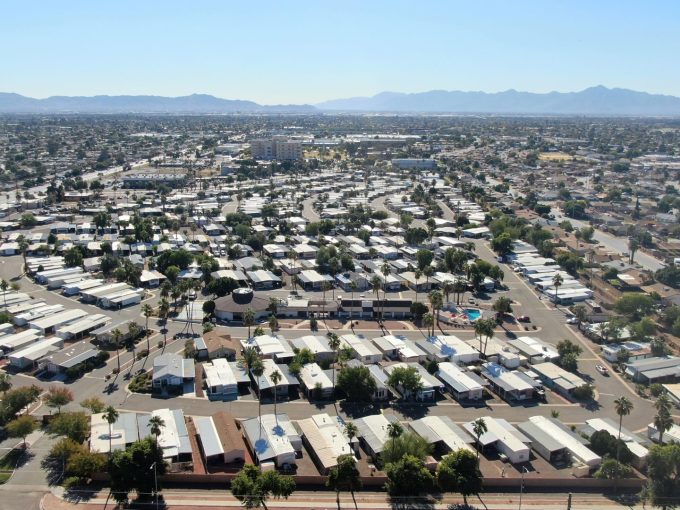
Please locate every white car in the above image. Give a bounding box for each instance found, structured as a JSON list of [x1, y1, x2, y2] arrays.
[[596, 365, 609, 376], [566, 317, 579, 325]]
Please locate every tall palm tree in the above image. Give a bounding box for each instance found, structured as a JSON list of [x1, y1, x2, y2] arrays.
[[243, 308, 255, 339], [472, 418, 487, 460], [158, 298, 170, 346], [103, 406, 119, 456], [552, 273, 564, 306], [17, 235, 29, 274], [0, 279, 8, 310], [414, 269, 422, 304], [344, 421, 358, 453], [251, 360, 265, 437], [370, 275, 381, 321], [149, 415, 165, 446], [386, 421, 403, 460], [270, 369, 282, 417], [111, 328, 123, 373], [349, 280, 357, 321], [441, 281, 453, 307], [381, 262, 392, 321], [614, 397, 633, 467], [428, 290, 443, 331], [653, 394, 673, 443], [422, 312, 434, 337], [328, 333, 341, 396], [288, 249, 299, 293], [142, 304, 154, 354]]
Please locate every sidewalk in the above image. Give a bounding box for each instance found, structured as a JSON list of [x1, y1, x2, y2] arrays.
[[42, 489, 645, 510]]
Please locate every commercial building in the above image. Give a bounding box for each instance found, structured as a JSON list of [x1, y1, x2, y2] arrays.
[[250, 136, 302, 161]]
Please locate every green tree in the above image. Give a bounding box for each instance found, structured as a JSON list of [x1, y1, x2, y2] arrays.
[[48, 411, 90, 443], [7, 415, 37, 448], [67, 450, 106, 480], [386, 366, 423, 400], [327, 454, 361, 505], [80, 397, 105, 414], [251, 360, 265, 434], [614, 293, 655, 321], [64, 246, 84, 268], [142, 304, 154, 355], [270, 370, 282, 415], [337, 365, 377, 402], [244, 308, 255, 338], [654, 394, 674, 444], [552, 273, 564, 304], [44, 385, 74, 414], [614, 397, 634, 469], [645, 443, 680, 510], [231, 464, 295, 509], [436, 449, 483, 506], [382, 431, 433, 465], [103, 406, 119, 456], [384, 454, 434, 497], [594, 458, 634, 480], [428, 290, 443, 330], [327, 333, 341, 397], [149, 415, 165, 445], [472, 418, 487, 460], [109, 437, 166, 505]]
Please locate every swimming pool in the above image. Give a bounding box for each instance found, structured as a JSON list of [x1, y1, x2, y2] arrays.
[[464, 308, 481, 321]]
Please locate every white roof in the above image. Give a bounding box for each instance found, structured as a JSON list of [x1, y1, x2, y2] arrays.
[[296, 414, 353, 470], [195, 416, 224, 458], [299, 363, 333, 390]]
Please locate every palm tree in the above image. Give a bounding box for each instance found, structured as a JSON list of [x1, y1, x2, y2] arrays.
[[158, 298, 170, 346], [349, 280, 357, 321], [369, 275, 381, 321], [103, 406, 119, 456], [149, 415, 165, 446], [251, 360, 265, 437], [381, 262, 392, 320], [453, 277, 467, 306], [422, 312, 434, 337], [428, 290, 443, 332], [344, 422, 358, 453], [288, 249, 299, 292], [111, 328, 123, 373], [472, 418, 487, 460], [327, 333, 341, 395], [441, 281, 453, 307], [17, 235, 29, 274], [614, 397, 633, 467], [653, 394, 674, 443], [628, 237, 639, 265], [142, 304, 153, 354], [386, 421, 403, 460], [552, 273, 564, 306], [0, 279, 8, 310], [243, 308, 255, 338], [414, 269, 422, 303], [270, 370, 282, 417]]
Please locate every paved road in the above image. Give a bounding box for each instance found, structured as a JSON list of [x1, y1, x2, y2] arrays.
[[552, 210, 665, 272], [301, 196, 320, 222]]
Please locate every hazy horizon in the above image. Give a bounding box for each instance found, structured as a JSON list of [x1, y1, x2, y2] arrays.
[[3, 0, 680, 103]]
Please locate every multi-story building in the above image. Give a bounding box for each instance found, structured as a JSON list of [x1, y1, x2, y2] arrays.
[[250, 135, 302, 160]]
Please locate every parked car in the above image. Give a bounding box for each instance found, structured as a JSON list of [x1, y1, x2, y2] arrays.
[[596, 364, 609, 376], [517, 315, 531, 323], [566, 317, 579, 325]]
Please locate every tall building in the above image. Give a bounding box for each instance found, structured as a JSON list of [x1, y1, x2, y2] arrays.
[[250, 136, 302, 160]]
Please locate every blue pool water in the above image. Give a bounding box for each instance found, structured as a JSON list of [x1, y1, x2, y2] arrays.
[[464, 308, 481, 321]]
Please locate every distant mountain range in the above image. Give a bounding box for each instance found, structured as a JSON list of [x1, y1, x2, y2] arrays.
[[0, 93, 316, 114], [1, 86, 680, 115], [316, 86, 680, 115]]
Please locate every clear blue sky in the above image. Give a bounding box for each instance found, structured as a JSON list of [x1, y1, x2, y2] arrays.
[[3, 0, 679, 104]]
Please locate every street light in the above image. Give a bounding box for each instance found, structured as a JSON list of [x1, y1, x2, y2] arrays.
[[518, 465, 529, 510]]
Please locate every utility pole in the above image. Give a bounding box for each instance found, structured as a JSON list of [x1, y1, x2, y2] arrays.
[[518, 466, 528, 510], [567, 492, 572, 510]]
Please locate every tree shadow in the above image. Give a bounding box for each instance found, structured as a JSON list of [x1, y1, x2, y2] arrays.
[[391, 402, 431, 420], [389, 496, 437, 509], [339, 401, 382, 419]]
